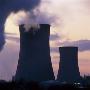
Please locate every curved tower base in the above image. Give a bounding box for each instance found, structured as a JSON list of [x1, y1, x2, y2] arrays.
[[15, 24, 55, 82]]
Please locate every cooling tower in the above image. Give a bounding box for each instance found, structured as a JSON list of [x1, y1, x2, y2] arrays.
[[15, 24, 55, 82], [57, 47, 80, 83]]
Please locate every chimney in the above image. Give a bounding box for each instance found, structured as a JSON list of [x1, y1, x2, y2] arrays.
[[57, 47, 80, 83], [15, 24, 55, 82]]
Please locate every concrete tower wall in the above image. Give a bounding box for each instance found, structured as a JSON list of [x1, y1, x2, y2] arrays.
[[57, 47, 80, 83], [15, 24, 55, 82]]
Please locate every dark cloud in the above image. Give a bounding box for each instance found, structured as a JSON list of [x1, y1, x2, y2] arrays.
[[0, 33, 5, 51], [58, 40, 90, 52], [0, 0, 41, 51], [0, 0, 41, 13], [0, 23, 5, 51]]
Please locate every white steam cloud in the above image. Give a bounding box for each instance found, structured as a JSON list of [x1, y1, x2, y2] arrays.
[[9, 0, 58, 32]]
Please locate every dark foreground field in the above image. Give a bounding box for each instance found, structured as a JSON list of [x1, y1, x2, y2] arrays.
[[0, 81, 90, 90]]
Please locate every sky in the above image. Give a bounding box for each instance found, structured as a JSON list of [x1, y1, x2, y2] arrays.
[[0, 0, 90, 81]]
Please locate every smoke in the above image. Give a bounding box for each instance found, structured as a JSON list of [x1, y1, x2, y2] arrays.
[[10, 8, 58, 32], [10, 0, 58, 32], [0, 0, 41, 51]]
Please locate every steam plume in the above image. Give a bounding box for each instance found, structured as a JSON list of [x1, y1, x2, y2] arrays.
[[11, 8, 57, 32]]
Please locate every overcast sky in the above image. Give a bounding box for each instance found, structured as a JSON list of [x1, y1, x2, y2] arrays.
[[0, 0, 90, 81]]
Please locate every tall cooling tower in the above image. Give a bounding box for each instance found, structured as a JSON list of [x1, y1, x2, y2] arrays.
[[57, 47, 80, 83], [15, 24, 55, 82]]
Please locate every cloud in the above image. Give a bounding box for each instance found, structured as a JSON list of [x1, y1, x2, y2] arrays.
[[6, 36, 19, 43], [5, 33, 19, 42], [57, 40, 90, 52], [50, 47, 59, 53], [50, 34, 60, 41]]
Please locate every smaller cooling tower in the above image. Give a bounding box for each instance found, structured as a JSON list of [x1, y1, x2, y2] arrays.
[[57, 47, 80, 83]]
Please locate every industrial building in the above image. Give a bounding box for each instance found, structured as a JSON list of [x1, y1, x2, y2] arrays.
[[57, 47, 80, 83], [15, 24, 55, 82]]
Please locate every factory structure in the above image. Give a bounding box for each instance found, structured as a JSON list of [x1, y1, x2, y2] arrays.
[[57, 47, 80, 83], [14, 24, 80, 83], [15, 24, 55, 82]]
